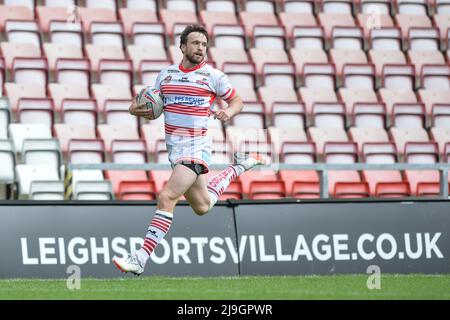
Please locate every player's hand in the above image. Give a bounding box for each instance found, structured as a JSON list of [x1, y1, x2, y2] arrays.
[[129, 99, 151, 118], [213, 109, 232, 122]]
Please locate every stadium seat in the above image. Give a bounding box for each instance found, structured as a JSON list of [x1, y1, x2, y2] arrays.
[[349, 127, 390, 153], [418, 89, 450, 116], [29, 180, 65, 200], [375, 182, 411, 198], [89, 21, 125, 48], [17, 97, 54, 128], [119, 8, 159, 36], [268, 126, 308, 155], [317, 13, 355, 39], [131, 22, 166, 48], [300, 88, 338, 117], [395, 14, 432, 38], [367, 27, 401, 51], [302, 63, 336, 89], [291, 181, 321, 199], [61, 98, 98, 127], [79, 7, 117, 33], [381, 64, 415, 91], [331, 26, 364, 51], [389, 127, 430, 156], [1, 42, 41, 70], [0, 5, 34, 30], [358, 14, 395, 39], [118, 180, 157, 201], [15, 164, 60, 199], [362, 142, 398, 164], [5, 20, 41, 49], [420, 65, 450, 91], [43, 43, 83, 70], [290, 49, 328, 76], [68, 139, 105, 164], [249, 181, 286, 200], [259, 87, 299, 115], [8, 123, 52, 153], [270, 102, 306, 129], [226, 126, 268, 152], [48, 83, 90, 112], [91, 84, 131, 113], [290, 26, 325, 51], [238, 170, 279, 198], [408, 51, 446, 74], [391, 103, 426, 129], [416, 182, 450, 197], [249, 48, 290, 74], [280, 142, 316, 164], [312, 102, 346, 129], [127, 44, 169, 71], [308, 127, 348, 154], [203, 0, 237, 12], [368, 50, 407, 77], [11, 57, 48, 90], [262, 63, 296, 88], [334, 182, 370, 199], [352, 102, 386, 128], [430, 128, 450, 158], [407, 27, 440, 51], [85, 44, 125, 70], [160, 9, 198, 40], [73, 180, 114, 200], [22, 138, 62, 169], [36, 6, 70, 33], [54, 124, 97, 152], [342, 64, 376, 90], [104, 99, 138, 127], [280, 13, 317, 39], [48, 20, 83, 48], [378, 89, 418, 117], [0, 139, 16, 185], [111, 139, 147, 164], [431, 104, 450, 128], [97, 124, 139, 152]]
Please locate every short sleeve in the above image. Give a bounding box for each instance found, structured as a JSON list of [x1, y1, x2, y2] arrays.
[[153, 70, 165, 90], [215, 71, 236, 103]]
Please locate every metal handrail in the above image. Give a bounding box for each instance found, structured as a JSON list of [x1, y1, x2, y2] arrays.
[[67, 163, 450, 198]]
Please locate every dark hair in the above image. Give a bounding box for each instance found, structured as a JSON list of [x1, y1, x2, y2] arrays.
[[179, 24, 209, 49]]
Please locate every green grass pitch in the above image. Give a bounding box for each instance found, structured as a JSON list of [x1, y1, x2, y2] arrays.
[[0, 274, 449, 300]]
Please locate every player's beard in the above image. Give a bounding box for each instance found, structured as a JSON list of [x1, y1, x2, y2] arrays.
[[186, 52, 204, 65]]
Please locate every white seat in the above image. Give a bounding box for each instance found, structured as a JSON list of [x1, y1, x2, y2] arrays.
[[22, 139, 62, 169], [30, 180, 65, 200], [8, 124, 52, 153], [73, 180, 114, 200], [15, 164, 60, 199], [0, 139, 15, 183]]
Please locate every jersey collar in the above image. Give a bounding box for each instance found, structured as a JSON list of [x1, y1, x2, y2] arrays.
[[179, 60, 206, 73]]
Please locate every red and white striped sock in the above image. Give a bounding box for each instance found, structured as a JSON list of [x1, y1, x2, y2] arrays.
[[136, 210, 173, 266], [207, 164, 245, 210]]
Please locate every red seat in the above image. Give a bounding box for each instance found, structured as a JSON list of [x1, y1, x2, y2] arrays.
[[249, 181, 286, 200], [416, 182, 450, 197], [118, 180, 156, 200], [220, 181, 243, 200], [334, 182, 370, 198], [278, 170, 319, 197], [104, 170, 149, 195], [149, 170, 172, 193], [375, 182, 411, 198], [238, 170, 279, 197], [292, 181, 320, 199]]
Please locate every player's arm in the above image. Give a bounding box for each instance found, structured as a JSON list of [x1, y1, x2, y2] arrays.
[[214, 93, 243, 122]]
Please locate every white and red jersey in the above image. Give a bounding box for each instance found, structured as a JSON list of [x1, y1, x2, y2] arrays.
[[155, 61, 235, 142], [154, 61, 236, 169]]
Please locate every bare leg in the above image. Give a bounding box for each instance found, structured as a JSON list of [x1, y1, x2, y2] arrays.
[[157, 164, 198, 213], [184, 174, 211, 216]]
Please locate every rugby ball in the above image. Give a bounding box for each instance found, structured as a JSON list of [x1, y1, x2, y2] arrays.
[[136, 86, 164, 120]]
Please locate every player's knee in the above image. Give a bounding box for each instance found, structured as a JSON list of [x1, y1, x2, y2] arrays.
[[193, 204, 210, 216]]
